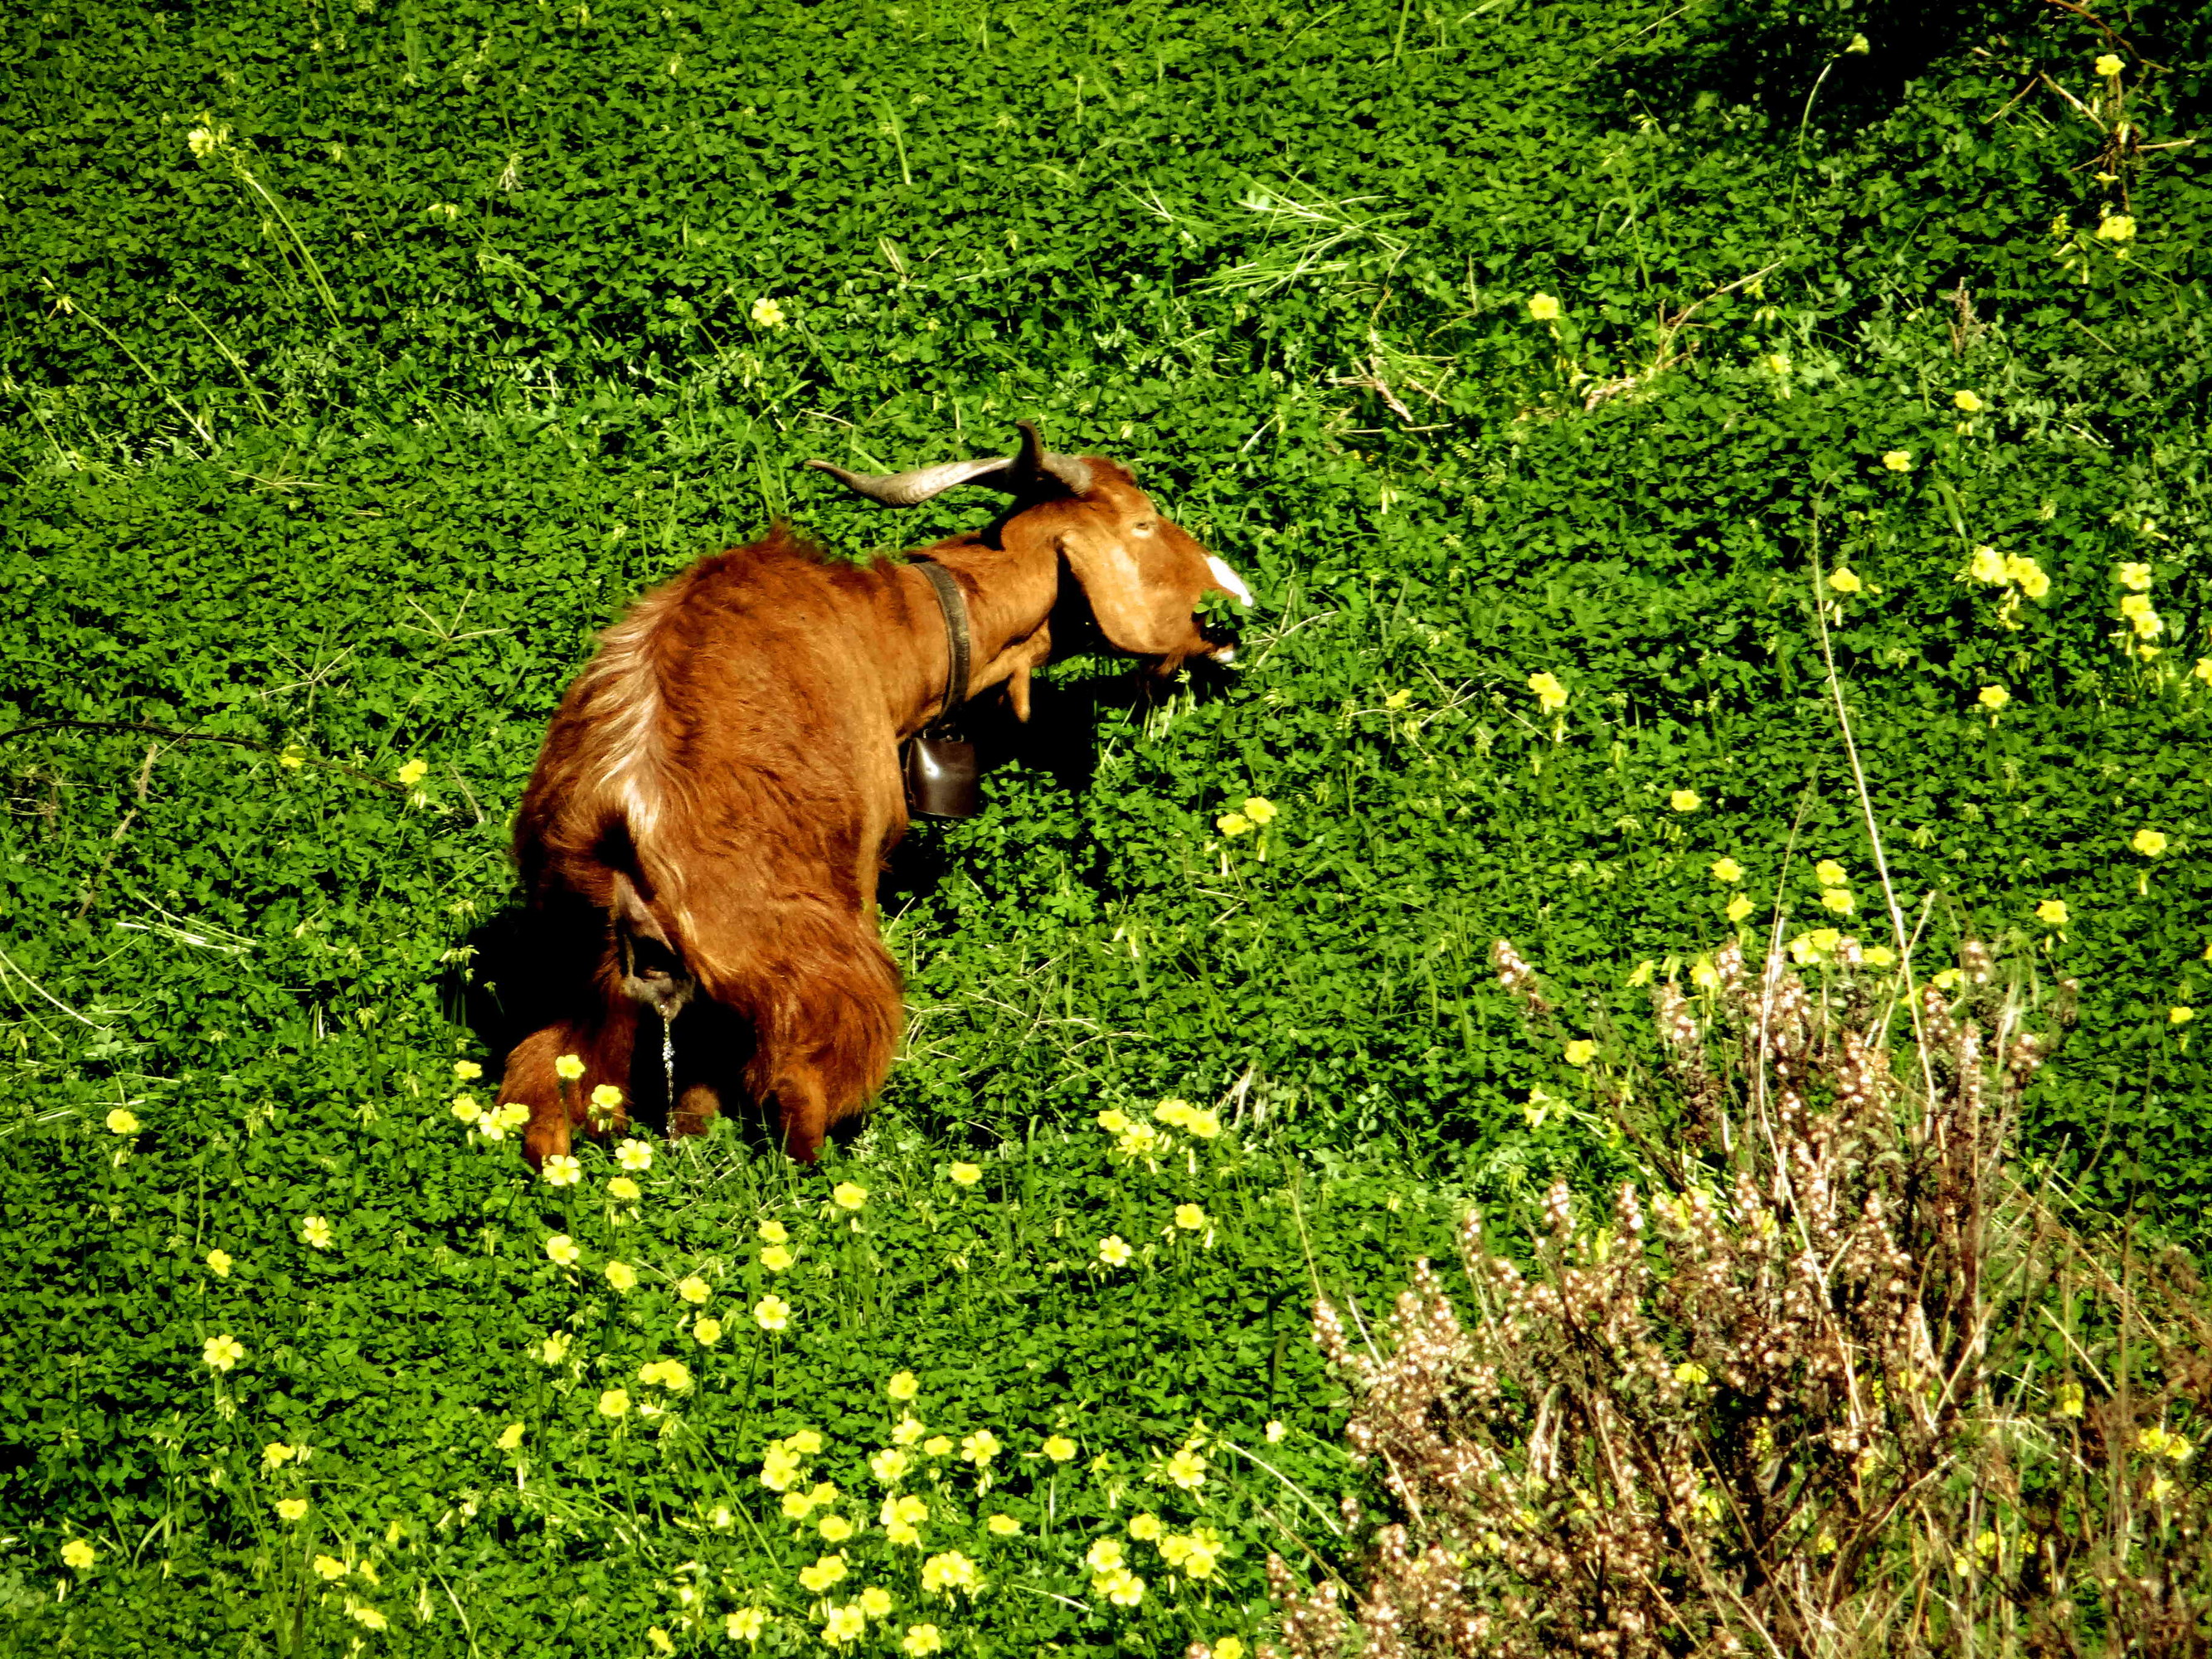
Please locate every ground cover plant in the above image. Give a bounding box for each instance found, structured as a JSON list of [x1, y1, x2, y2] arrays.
[[5, 0, 2212, 1649]]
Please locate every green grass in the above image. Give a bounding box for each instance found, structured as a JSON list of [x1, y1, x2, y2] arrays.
[[5, 0, 2212, 1649]]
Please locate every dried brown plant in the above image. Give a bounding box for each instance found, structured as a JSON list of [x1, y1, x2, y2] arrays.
[[1271, 941, 2212, 1659]]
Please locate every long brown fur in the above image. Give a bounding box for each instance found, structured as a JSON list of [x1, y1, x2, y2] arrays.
[[502, 457, 1243, 1165]]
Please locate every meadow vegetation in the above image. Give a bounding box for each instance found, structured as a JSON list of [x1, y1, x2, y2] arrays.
[[4, 0, 2210, 1650]]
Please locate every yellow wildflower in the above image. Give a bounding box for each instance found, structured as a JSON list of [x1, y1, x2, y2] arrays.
[[1527, 293, 1561, 321], [207, 1248, 232, 1277], [1725, 894, 1753, 923], [2097, 212, 2137, 242], [61, 1540, 96, 1572], [553, 1053, 585, 1081], [754, 1294, 792, 1331], [2117, 562, 2152, 591], [799, 1554, 848, 1592], [901, 1625, 943, 1655], [1043, 1434, 1078, 1462], [313, 1554, 348, 1581], [960, 1430, 1002, 1465], [204, 1334, 245, 1371], [1815, 859, 1847, 885], [757, 1218, 786, 1243], [497, 1422, 525, 1451], [2095, 51, 2122, 75], [1527, 670, 1568, 713], [833, 1180, 868, 1210], [727, 1609, 768, 1642], [1174, 1203, 1208, 1231], [2172, 1007, 2195, 1026], [1969, 544, 2007, 583], [597, 1389, 630, 1418], [887, 1370, 921, 1401], [1669, 789, 1699, 811], [919, 1550, 980, 1596], [540, 1155, 582, 1188], [395, 758, 428, 786], [1881, 450, 1913, 472], [2036, 898, 2069, 926], [1216, 811, 1252, 837], [1710, 856, 1743, 883], [2133, 829, 2168, 857], [1978, 685, 2009, 710], [275, 1498, 310, 1521], [1952, 390, 1983, 413], [1563, 1039, 1597, 1068], [1821, 888, 1855, 915], [453, 1059, 482, 1081], [604, 1260, 638, 1292], [105, 1108, 141, 1135], [948, 1162, 981, 1185], [1826, 567, 1862, 592], [1242, 795, 1277, 825], [693, 1317, 722, 1345], [1097, 1235, 1134, 1267], [544, 1233, 581, 1267], [986, 1514, 1020, 1536], [750, 296, 787, 328]]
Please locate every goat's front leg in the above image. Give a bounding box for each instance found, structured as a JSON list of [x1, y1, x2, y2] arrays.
[[503, 1002, 637, 1168]]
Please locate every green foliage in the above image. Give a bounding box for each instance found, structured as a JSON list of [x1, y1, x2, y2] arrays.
[[4, 0, 2212, 1647]]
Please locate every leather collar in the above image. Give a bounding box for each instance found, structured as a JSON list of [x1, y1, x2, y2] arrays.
[[913, 559, 970, 729]]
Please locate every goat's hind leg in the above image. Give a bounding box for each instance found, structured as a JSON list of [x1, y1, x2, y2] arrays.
[[733, 934, 903, 1164]]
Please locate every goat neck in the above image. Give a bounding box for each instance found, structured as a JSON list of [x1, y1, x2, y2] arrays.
[[884, 532, 1060, 732]]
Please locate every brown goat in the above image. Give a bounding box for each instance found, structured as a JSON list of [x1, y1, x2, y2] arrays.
[[499, 424, 1252, 1165]]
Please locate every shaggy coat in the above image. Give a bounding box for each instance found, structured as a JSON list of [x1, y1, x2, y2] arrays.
[[501, 447, 1244, 1164]]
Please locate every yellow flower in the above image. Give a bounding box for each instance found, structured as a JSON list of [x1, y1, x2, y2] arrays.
[[859, 1587, 895, 1618], [279, 744, 306, 768], [728, 1608, 768, 1642], [1383, 688, 1412, 709], [450, 1093, 482, 1123], [1969, 544, 2007, 584], [1814, 859, 1847, 886], [1215, 811, 1252, 837], [833, 1180, 868, 1211], [597, 1389, 630, 1418], [887, 1370, 921, 1401], [1043, 1434, 1077, 1462], [892, 1414, 926, 1447], [1127, 1512, 1164, 1542], [589, 1082, 623, 1110], [1821, 888, 1854, 915], [1087, 1536, 1128, 1573], [2036, 898, 2069, 926], [275, 1498, 310, 1522], [1881, 450, 1913, 472], [693, 1316, 722, 1346], [948, 1162, 981, 1185], [1865, 944, 1896, 966], [313, 1554, 349, 1581], [1826, 567, 1863, 593], [761, 1244, 794, 1271], [541, 1155, 582, 1188], [105, 1108, 141, 1135], [919, 1550, 980, 1597], [2195, 658, 2212, 684], [1669, 789, 1699, 811], [204, 1333, 246, 1371], [2055, 1381, 2085, 1418], [986, 1513, 1020, 1536], [2012, 555, 2054, 597], [615, 1139, 654, 1171], [2133, 829, 2168, 857], [2149, 1475, 2175, 1502], [490, 1420, 526, 1452], [754, 1294, 792, 1331], [1096, 1107, 1131, 1133], [923, 1435, 952, 1458], [961, 1430, 1003, 1464], [301, 1215, 334, 1250], [1725, 894, 1753, 923], [1689, 960, 1719, 990], [869, 1447, 911, 1482], [2095, 51, 2122, 75], [608, 1175, 641, 1201], [750, 296, 787, 328], [1527, 292, 1561, 321], [1218, 1640, 1247, 1659], [544, 1233, 581, 1267], [757, 1218, 787, 1243], [395, 758, 428, 786], [61, 1540, 96, 1572], [604, 1260, 638, 1292], [540, 1332, 571, 1364], [882, 1493, 930, 1531], [1242, 795, 1278, 825], [1978, 685, 2010, 711], [1184, 1107, 1222, 1139], [1164, 1446, 1208, 1489], [670, 1275, 711, 1306], [647, 1629, 675, 1656], [1527, 670, 1568, 713], [2117, 562, 2152, 591], [800, 1553, 849, 1592], [902, 1624, 943, 1655], [1952, 390, 1984, 413], [1563, 1039, 1597, 1068], [1708, 858, 1744, 886], [1764, 352, 1791, 374], [553, 1053, 586, 1081], [1174, 1203, 1208, 1232], [1675, 1360, 1709, 1385], [206, 1248, 232, 1277], [1932, 968, 1964, 990], [1097, 1235, 1134, 1267], [263, 1441, 296, 1470], [2097, 212, 2137, 242], [1265, 1421, 1286, 1443], [819, 1514, 856, 1542], [453, 1059, 483, 1081], [639, 1358, 693, 1391], [1095, 1564, 1145, 1606], [2172, 1007, 2195, 1026]]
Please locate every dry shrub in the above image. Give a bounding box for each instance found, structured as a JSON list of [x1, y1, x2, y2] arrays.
[[1270, 939, 2212, 1659]]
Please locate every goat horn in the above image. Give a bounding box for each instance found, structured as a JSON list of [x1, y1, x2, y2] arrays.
[[1011, 420, 1094, 497], [806, 425, 1093, 508], [803, 455, 1014, 508]]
